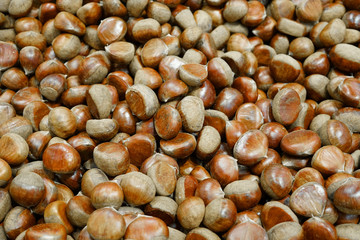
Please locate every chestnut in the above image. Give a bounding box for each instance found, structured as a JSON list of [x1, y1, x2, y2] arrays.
[[87, 208, 126, 240]]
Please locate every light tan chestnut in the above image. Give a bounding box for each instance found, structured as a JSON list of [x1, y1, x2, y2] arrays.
[[86, 119, 119, 141], [177, 96, 205, 133], [86, 84, 112, 119]]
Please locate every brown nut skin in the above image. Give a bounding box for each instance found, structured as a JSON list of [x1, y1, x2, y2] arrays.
[[76, 2, 102, 25], [0, 133, 29, 166], [214, 87, 244, 119], [302, 217, 337, 240], [260, 122, 288, 149], [32, 177, 58, 215], [125, 84, 160, 121], [209, 154, 239, 188], [329, 43, 360, 73], [260, 164, 293, 200], [91, 181, 124, 209], [336, 213, 360, 225], [0, 42, 18, 72], [232, 77, 258, 104], [25, 223, 67, 240], [67, 132, 95, 163], [235, 210, 261, 226], [65, 195, 95, 228], [260, 201, 299, 231], [43, 143, 81, 174], [93, 142, 130, 177], [226, 222, 268, 240], [191, 165, 211, 182], [203, 198, 237, 233], [11, 87, 42, 114], [134, 67, 162, 90], [55, 183, 74, 204], [233, 130, 268, 166], [240, 1, 265, 27], [225, 120, 248, 150], [125, 216, 169, 240], [235, 103, 264, 130], [123, 133, 156, 168], [112, 101, 137, 135], [267, 222, 304, 240], [54, 12, 86, 36], [44, 200, 74, 234], [144, 196, 178, 225], [319, 19, 346, 47], [15, 31, 47, 52], [140, 153, 179, 175], [194, 178, 224, 206], [147, 161, 177, 196], [280, 130, 321, 157], [108, 71, 133, 100], [48, 107, 77, 139], [207, 57, 234, 89], [332, 107, 360, 133], [185, 227, 220, 240], [158, 55, 186, 81], [132, 18, 161, 44], [175, 175, 198, 205], [342, 10, 360, 30], [292, 167, 324, 192], [281, 154, 310, 171], [141, 38, 168, 68], [4, 206, 36, 240], [224, 180, 261, 211], [203, 109, 229, 138], [303, 52, 330, 76], [196, 126, 221, 160], [154, 105, 182, 140], [79, 56, 109, 85], [255, 98, 275, 124], [177, 196, 205, 230], [87, 208, 126, 240], [311, 145, 345, 176], [270, 54, 301, 83], [290, 182, 327, 218], [158, 79, 189, 103], [160, 132, 197, 159], [120, 172, 156, 206], [9, 172, 45, 208], [333, 179, 360, 215], [0, 159, 11, 187], [23, 101, 50, 133], [272, 88, 301, 126], [1, 68, 28, 91], [0, 103, 16, 127], [0, 116, 33, 140], [81, 169, 109, 198], [250, 148, 281, 176]]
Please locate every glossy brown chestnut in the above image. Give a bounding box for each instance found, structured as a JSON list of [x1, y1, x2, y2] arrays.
[[43, 143, 81, 174]]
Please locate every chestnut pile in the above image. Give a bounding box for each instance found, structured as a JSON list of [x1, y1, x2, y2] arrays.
[[0, 0, 360, 239]]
